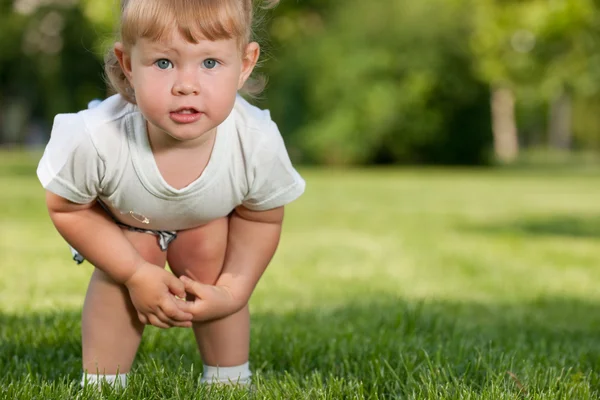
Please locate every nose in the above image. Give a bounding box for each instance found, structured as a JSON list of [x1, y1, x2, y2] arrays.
[[173, 83, 199, 96], [172, 71, 199, 96]]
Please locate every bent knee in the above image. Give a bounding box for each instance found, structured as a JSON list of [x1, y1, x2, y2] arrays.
[[168, 245, 226, 284], [167, 218, 228, 284]]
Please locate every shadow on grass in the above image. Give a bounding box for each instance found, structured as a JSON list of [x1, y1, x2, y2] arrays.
[[463, 214, 600, 239], [2, 297, 600, 396]]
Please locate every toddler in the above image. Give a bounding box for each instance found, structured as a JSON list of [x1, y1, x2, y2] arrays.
[[37, 0, 304, 389]]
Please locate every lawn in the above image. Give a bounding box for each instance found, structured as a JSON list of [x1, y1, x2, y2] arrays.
[[1, 150, 600, 399]]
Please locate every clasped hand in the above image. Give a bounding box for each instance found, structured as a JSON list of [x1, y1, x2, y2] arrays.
[[125, 263, 243, 328], [124, 262, 193, 329], [178, 276, 243, 322]]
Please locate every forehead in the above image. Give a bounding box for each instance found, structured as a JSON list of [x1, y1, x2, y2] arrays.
[[135, 30, 240, 54], [121, 0, 250, 47]]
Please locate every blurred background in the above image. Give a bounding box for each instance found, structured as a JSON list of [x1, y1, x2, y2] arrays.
[[1, 0, 600, 166], [2, 3, 600, 396]]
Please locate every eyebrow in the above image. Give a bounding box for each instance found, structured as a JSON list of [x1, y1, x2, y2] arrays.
[[145, 42, 177, 54], [146, 45, 236, 62]]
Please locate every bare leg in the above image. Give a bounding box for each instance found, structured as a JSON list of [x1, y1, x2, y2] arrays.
[[167, 216, 250, 367], [81, 206, 166, 375]]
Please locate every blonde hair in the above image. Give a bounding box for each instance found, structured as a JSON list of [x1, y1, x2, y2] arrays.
[[105, 0, 279, 103]]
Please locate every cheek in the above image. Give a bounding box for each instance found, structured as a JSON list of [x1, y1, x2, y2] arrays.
[[134, 71, 167, 92], [207, 83, 238, 114], [134, 86, 166, 119], [205, 73, 239, 101], [132, 73, 169, 106]]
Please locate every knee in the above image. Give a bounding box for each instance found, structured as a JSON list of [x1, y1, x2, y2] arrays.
[[186, 237, 226, 267], [167, 219, 228, 284], [171, 244, 225, 285]]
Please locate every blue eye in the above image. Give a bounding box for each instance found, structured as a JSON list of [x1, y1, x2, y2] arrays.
[[155, 59, 173, 70], [203, 59, 218, 69]]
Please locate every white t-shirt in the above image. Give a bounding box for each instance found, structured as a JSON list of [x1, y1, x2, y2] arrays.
[[37, 94, 305, 231]]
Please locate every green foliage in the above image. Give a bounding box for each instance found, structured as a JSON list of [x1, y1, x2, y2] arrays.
[[3, 0, 600, 162], [264, 0, 492, 165], [0, 2, 107, 139], [470, 0, 600, 149], [472, 0, 600, 95]]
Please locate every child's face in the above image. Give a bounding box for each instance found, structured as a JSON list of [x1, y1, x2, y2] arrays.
[[115, 30, 259, 145]]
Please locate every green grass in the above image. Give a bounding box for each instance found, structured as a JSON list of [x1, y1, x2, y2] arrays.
[[2, 150, 600, 399]]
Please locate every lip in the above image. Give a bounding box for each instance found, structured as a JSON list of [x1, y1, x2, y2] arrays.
[[169, 108, 203, 124]]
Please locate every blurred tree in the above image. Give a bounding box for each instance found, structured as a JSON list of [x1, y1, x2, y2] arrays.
[[3, 0, 598, 163], [0, 1, 29, 144], [79, 0, 118, 56], [471, 0, 600, 160], [264, 0, 492, 165], [0, 1, 107, 145]]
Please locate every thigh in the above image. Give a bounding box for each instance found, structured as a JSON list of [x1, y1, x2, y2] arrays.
[[166, 216, 229, 285], [83, 227, 166, 336], [83, 215, 168, 316], [121, 227, 167, 269], [81, 213, 168, 373], [82, 203, 167, 322], [83, 226, 167, 325], [90, 201, 168, 270]]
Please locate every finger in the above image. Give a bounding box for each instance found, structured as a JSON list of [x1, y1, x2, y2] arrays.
[[156, 307, 193, 328], [174, 296, 190, 307], [147, 314, 170, 329], [180, 276, 212, 299], [169, 318, 193, 328], [160, 299, 193, 321], [186, 306, 218, 323], [180, 298, 211, 319], [165, 275, 187, 298], [175, 298, 195, 314], [137, 312, 149, 325]]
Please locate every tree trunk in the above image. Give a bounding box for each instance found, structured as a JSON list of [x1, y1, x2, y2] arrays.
[[548, 88, 572, 150], [491, 86, 519, 163]]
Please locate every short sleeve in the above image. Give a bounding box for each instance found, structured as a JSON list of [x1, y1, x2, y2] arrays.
[[37, 113, 105, 204], [242, 121, 305, 211]]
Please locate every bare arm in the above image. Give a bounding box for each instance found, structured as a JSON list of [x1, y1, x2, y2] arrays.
[[218, 205, 284, 303], [46, 191, 192, 327], [180, 205, 284, 320], [45, 191, 144, 284]]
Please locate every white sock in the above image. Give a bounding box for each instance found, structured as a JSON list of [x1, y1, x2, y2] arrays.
[[200, 362, 251, 385], [81, 372, 127, 389]]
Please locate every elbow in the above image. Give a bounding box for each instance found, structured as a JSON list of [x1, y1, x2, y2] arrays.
[[234, 205, 284, 224], [45, 190, 94, 214]]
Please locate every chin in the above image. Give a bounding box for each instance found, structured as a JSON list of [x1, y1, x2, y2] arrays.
[[171, 128, 215, 141]]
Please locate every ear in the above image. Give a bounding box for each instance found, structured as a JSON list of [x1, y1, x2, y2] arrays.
[[114, 42, 133, 82], [238, 42, 260, 89]]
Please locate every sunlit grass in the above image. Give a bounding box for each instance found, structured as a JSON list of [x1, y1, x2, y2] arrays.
[[2, 151, 600, 399]]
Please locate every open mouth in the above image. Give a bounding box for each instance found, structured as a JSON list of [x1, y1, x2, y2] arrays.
[[170, 108, 202, 123], [173, 107, 199, 114]]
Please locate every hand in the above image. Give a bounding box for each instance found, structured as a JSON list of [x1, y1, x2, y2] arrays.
[[124, 262, 193, 329], [179, 276, 243, 322]]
